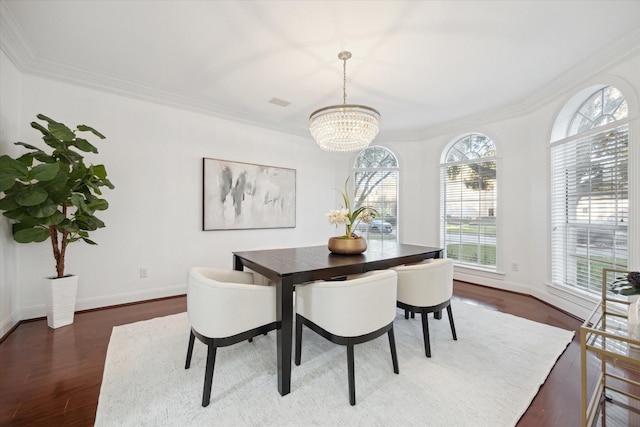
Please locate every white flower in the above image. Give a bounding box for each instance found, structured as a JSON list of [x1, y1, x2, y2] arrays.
[[326, 209, 350, 225]]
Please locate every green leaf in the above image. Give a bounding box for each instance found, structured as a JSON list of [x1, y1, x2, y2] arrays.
[[76, 215, 105, 231], [14, 141, 43, 152], [26, 202, 58, 218], [88, 198, 109, 211], [0, 155, 29, 191], [0, 196, 20, 211], [70, 193, 89, 213], [77, 124, 105, 139], [30, 121, 51, 137], [13, 226, 50, 243], [81, 237, 98, 245], [44, 171, 69, 192], [73, 138, 98, 153], [30, 163, 60, 182], [57, 150, 83, 165], [91, 164, 108, 179], [48, 122, 75, 141], [14, 186, 48, 206], [42, 135, 64, 150], [35, 114, 57, 125], [32, 152, 55, 163], [41, 210, 65, 226], [58, 219, 79, 233], [2, 207, 29, 220]]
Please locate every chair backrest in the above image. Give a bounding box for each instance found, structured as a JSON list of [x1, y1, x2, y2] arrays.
[[392, 258, 454, 307], [187, 267, 276, 339], [296, 270, 397, 337]]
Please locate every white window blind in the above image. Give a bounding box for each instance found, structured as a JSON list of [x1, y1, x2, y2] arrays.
[[353, 147, 399, 244], [440, 134, 497, 269], [550, 123, 629, 292]]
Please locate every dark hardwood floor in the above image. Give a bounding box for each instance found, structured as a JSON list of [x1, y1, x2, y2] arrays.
[[1, 282, 587, 426]]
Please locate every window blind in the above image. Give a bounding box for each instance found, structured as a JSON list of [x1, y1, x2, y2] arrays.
[[441, 160, 497, 268], [550, 123, 628, 293]]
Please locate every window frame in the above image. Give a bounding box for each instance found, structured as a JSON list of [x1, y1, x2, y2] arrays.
[[440, 133, 498, 271], [352, 146, 400, 244], [550, 85, 629, 295]]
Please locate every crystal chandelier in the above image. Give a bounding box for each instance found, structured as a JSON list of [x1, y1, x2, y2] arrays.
[[309, 51, 381, 152]]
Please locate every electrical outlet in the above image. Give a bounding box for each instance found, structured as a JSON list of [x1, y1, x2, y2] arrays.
[[511, 262, 519, 272], [139, 267, 149, 278]]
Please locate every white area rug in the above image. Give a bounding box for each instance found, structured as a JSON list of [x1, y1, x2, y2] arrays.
[[95, 301, 574, 426]]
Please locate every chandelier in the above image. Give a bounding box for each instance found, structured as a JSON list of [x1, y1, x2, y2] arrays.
[[309, 51, 381, 152]]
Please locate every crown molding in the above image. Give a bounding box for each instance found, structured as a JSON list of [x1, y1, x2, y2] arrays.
[[2, 2, 639, 144], [379, 28, 640, 142]]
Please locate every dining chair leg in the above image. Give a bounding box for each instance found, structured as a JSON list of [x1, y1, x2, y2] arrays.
[[447, 304, 458, 340], [295, 314, 302, 366], [347, 341, 356, 406], [185, 330, 195, 369], [388, 327, 399, 374], [404, 309, 409, 319], [421, 311, 431, 358], [202, 344, 217, 407]]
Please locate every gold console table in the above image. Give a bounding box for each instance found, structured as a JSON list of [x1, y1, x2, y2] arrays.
[[581, 268, 640, 426]]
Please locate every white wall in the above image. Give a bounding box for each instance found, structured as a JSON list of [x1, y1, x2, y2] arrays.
[[375, 52, 640, 319], [1, 48, 639, 334], [3, 70, 341, 330], [0, 49, 22, 336]]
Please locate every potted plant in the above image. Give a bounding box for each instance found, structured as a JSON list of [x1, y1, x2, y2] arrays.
[[0, 114, 114, 328], [610, 271, 640, 346], [325, 178, 377, 254]]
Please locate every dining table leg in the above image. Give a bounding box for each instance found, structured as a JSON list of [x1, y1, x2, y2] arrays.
[[276, 276, 294, 396]]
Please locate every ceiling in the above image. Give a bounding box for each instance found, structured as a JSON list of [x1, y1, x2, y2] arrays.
[[2, 0, 640, 141]]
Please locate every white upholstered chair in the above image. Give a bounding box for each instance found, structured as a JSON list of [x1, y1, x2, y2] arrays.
[[185, 267, 278, 407], [294, 270, 399, 405], [391, 258, 457, 358]]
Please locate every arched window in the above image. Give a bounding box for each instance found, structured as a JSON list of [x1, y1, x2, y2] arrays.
[[352, 146, 399, 245], [440, 133, 497, 269], [551, 86, 628, 293]]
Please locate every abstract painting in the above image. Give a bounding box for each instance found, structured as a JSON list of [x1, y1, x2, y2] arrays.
[[203, 158, 296, 230]]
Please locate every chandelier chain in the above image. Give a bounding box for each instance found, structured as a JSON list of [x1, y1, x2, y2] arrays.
[[342, 56, 347, 105]]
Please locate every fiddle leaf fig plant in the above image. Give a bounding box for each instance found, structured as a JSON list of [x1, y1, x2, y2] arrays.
[[0, 114, 114, 278]]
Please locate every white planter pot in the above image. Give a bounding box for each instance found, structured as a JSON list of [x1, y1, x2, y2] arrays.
[[44, 275, 78, 329]]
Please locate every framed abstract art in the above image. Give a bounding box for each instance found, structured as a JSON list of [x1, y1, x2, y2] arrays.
[[202, 158, 296, 230]]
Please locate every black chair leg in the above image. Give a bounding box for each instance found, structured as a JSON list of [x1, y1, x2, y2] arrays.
[[347, 342, 356, 406], [295, 314, 302, 366], [447, 304, 457, 340], [388, 327, 399, 374], [421, 311, 431, 358], [185, 330, 195, 369], [434, 310, 442, 320], [404, 309, 409, 319], [202, 344, 217, 407]]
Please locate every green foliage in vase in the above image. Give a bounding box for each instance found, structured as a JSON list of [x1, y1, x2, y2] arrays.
[[610, 272, 640, 296], [0, 114, 114, 278]]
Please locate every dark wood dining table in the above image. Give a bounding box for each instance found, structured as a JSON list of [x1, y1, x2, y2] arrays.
[[232, 242, 443, 396]]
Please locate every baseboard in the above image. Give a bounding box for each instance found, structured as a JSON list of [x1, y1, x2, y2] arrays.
[[0, 309, 21, 342], [15, 284, 188, 324], [454, 269, 597, 321]]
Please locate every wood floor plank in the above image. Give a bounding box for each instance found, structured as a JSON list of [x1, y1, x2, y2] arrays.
[[0, 283, 589, 426]]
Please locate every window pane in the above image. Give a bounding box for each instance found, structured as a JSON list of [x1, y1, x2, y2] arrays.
[[441, 134, 497, 269], [551, 120, 628, 294], [353, 147, 399, 245]]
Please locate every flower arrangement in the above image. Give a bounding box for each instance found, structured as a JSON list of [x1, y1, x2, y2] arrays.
[[326, 178, 377, 239]]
